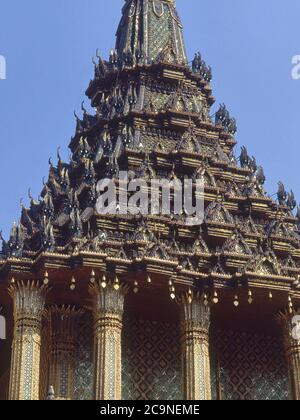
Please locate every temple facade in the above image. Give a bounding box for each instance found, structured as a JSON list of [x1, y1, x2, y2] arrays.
[[0, 0, 300, 401]]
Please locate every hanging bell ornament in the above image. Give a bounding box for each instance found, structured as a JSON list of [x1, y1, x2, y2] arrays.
[[114, 276, 120, 291], [101, 274, 107, 289], [288, 296, 293, 313], [90, 270, 96, 284], [233, 295, 239, 307], [248, 290, 253, 305], [188, 288, 193, 304], [43, 271, 49, 285], [70, 276, 76, 291], [170, 285, 176, 300], [212, 291, 219, 305], [133, 280, 139, 294]]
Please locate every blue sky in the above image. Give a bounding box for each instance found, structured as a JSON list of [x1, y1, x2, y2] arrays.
[[0, 0, 299, 237]]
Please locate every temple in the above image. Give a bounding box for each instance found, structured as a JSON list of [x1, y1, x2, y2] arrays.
[[0, 0, 300, 401]]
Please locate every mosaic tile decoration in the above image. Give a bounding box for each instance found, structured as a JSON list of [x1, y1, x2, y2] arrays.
[[148, 4, 173, 61], [122, 318, 182, 400], [212, 330, 291, 401], [40, 318, 51, 400], [72, 319, 291, 401], [74, 312, 94, 401]]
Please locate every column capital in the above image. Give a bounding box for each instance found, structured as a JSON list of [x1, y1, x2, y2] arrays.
[[48, 304, 84, 349], [178, 292, 211, 331], [8, 280, 49, 321], [89, 280, 128, 318], [48, 304, 84, 321]]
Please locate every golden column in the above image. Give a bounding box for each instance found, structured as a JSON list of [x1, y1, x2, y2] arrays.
[[89, 277, 127, 400], [179, 292, 212, 400], [8, 280, 48, 400], [277, 309, 300, 400], [48, 305, 83, 400]]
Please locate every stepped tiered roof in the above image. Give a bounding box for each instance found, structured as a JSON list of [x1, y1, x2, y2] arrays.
[[1, 0, 300, 302]]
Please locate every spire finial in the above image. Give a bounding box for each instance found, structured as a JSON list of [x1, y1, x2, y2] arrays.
[[116, 0, 186, 65]]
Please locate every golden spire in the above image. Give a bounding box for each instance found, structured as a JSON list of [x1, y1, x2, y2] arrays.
[[116, 0, 187, 65]]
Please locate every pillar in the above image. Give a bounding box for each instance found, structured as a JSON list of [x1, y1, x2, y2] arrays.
[[89, 280, 127, 400], [8, 280, 48, 400], [48, 305, 83, 400], [179, 292, 212, 400], [0, 306, 9, 400], [277, 309, 300, 400]]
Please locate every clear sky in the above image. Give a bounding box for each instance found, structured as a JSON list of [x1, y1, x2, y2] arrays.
[[0, 0, 299, 238]]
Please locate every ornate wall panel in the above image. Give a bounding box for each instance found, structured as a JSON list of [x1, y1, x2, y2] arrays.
[[122, 318, 182, 400], [42, 316, 292, 401], [74, 312, 93, 400], [148, 4, 172, 60], [212, 330, 291, 401]]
